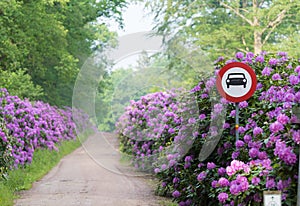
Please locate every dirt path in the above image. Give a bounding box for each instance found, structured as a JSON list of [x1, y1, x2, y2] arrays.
[[14, 133, 166, 206]]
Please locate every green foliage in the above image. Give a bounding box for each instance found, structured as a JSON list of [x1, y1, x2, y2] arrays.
[[96, 69, 132, 131], [0, 69, 43, 100], [96, 51, 199, 132], [55, 0, 121, 66], [144, 0, 300, 58], [0, 0, 126, 106]]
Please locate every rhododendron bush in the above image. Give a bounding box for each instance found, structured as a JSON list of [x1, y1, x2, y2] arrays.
[[0, 89, 76, 175], [117, 51, 300, 205]]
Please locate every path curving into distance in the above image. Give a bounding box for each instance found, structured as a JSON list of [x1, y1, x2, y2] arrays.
[[15, 133, 166, 206]]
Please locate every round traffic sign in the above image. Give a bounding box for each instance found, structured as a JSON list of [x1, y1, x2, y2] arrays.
[[216, 62, 257, 102]]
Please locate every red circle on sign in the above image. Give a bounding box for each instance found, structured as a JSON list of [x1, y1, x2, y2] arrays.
[[216, 62, 257, 103]]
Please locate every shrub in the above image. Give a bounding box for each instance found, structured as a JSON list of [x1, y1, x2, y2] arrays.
[[0, 88, 76, 175], [0, 69, 43, 100], [117, 51, 300, 205]]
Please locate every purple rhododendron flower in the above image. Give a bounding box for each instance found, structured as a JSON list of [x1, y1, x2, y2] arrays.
[[295, 65, 300, 74], [224, 142, 232, 149], [292, 130, 300, 144], [276, 113, 289, 125], [213, 103, 223, 114], [188, 117, 196, 124], [173, 177, 180, 184], [243, 135, 252, 143], [255, 55, 264, 63], [295, 92, 300, 103], [232, 151, 240, 159], [253, 193, 262, 202], [266, 178, 276, 189], [238, 101, 248, 108], [218, 177, 230, 187], [207, 162, 216, 170], [211, 180, 218, 188], [258, 151, 268, 160], [278, 51, 287, 57], [218, 192, 228, 203], [235, 140, 245, 148], [205, 77, 216, 90], [253, 127, 263, 136], [229, 183, 240, 195], [251, 177, 260, 185], [269, 58, 278, 66], [236, 52, 244, 59], [238, 126, 246, 134], [197, 171, 207, 181], [283, 102, 292, 109], [274, 140, 297, 165], [289, 75, 300, 85], [172, 190, 181, 198], [154, 168, 160, 173], [246, 52, 254, 58], [168, 128, 175, 134], [214, 56, 224, 64], [272, 73, 281, 80], [229, 175, 249, 195], [230, 110, 236, 117], [256, 82, 263, 90], [284, 93, 295, 102], [226, 59, 237, 64], [218, 167, 226, 176], [199, 114, 206, 120], [226, 160, 247, 176], [237, 175, 249, 191], [185, 156, 192, 162], [269, 121, 284, 133], [249, 148, 259, 158], [262, 67, 272, 76], [201, 94, 208, 98], [223, 123, 230, 129]]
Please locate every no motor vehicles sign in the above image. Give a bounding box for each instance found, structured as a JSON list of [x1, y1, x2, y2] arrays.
[[216, 62, 257, 102]]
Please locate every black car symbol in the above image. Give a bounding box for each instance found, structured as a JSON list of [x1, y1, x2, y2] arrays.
[[226, 73, 247, 88]]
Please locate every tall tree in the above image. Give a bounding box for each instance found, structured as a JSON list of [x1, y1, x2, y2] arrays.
[[144, 0, 300, 58], [0, 0, 126, 106]]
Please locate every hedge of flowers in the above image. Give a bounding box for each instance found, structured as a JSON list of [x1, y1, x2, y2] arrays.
[[116, 51, 300, 205], [0, 88, 76, 175]]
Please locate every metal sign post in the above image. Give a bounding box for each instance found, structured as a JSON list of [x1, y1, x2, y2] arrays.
[[235, 102, 239, 141], [297, 147, 300, 206]]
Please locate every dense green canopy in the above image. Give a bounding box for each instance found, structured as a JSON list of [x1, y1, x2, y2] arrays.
[[143, 0, 300, 59], [0, 0, 126, 106]]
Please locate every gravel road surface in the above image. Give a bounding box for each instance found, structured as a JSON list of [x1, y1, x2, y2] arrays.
[[15, 133, 165, 206]]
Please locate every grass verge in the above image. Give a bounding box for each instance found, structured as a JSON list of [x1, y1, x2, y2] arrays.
[[0, 136, 85, 206]]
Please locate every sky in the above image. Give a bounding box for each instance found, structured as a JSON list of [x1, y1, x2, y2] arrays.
[[108, 2, 154, 36], [107, 2, 161, 69]]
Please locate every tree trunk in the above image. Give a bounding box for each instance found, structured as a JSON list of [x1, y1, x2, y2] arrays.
[[254, 30, 262, 55], [253, 0, 262, 55]]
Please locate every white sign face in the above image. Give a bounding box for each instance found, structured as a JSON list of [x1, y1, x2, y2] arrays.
[[221, 67, 252, 98], [264, 192, 281, 206]]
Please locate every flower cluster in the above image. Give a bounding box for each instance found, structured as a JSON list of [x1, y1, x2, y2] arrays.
[[0, 89, 76, 173], [116, 90, 180, 170], [117, 51, 300, 205], [116, 89, 200, 171]]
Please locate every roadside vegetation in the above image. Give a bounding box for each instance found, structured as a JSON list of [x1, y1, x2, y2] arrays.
[[0, 137, 82, 206]]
